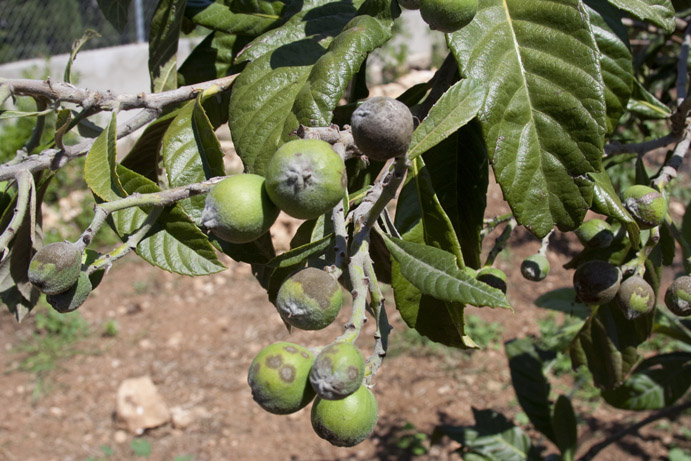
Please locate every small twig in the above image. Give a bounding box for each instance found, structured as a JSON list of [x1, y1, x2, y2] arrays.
[[336, 232, 370, 345], [676, 23, 691, 105], [363, 258, 391, 384], [620, 226, 661, 277], [85, 206, 164, 275], [0, 171, 34, 260], [359, 157, 408, 231], [652, 126, 691, 189], [77, 176, 226, 249], [482, 212, 514, 238], [578, 400, 691, 461], [537, 230, 553, 257], [297, 124, 360, 160], [484, 218, 517, 267], [604, 134, 677, 157], [1, 74, 237, 113], [328, 199, 348, 279]]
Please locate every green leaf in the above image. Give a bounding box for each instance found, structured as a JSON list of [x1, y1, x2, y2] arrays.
[[602, 352, 691, 410], [178, 31, 245, 85], [436, 409, 535, 461], [210, 231, 275, 265], [448, 0, 607, 237], [65, 29, 101, 83], [569, 303, 651, 390], [229, 0, 388, 174], [97, 0, 132, 32], [0, 108, 54, 120], [588, 170, 640, 248], [149, 0, 187, 92], [505, 338, 555, 443], [607, 0, 676, 33], [130, 438, 152, 457], [408, 78, 483, 160], [627, 79, 672, 119], [551, 395, 577, 461], [54, 109, 72, 150], [120, 109, 180, 182], [266, 234, 334, 268], [111, 165, 226, 276], [534, 288, 591, 319], [585, 0, 634, 134], [85, 113, 126, 202], [390, 225, 478, 348], [191, 1, 280, 36], [162, 96, 226, 224], [383, 234, 510, 309]]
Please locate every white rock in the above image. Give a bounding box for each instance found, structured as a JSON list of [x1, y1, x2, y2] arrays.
[[170, 406, 194, 430], [115, 376, 170, 434]]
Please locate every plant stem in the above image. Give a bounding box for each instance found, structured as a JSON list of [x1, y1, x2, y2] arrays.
[[0, 170, 34, 258], [363, 257, 391, 384], [484, 218, 517, 267]]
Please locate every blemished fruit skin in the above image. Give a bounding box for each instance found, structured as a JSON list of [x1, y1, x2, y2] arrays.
[[665, 276, 691, 317], [573, 260, 622, 305], [28, 242, 82, 295], [310, 342, 365, 400], [350, 97, 414, 162], [247, 342, 316, 415], [520, 254, 550, 282], [615, 276, 655, 320], [575, 219, 614, 248], [420, 0, 477, 33], [275, 267, 343, 330], [311, 385, 378, 447], [398, 0, 420, 9], [46, 272, 92, 313], [476, 267, 507, 294], [622, 185, 667, 229], [265, 139, 347, 220], [201, 174, 279, 244]]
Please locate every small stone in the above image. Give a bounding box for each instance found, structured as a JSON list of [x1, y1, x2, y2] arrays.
[[115, 376, 170, 434], [114, 430, 128, 444], [170, 406, 194, 430]]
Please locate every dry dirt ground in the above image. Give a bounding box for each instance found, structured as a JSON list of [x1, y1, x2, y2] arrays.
[[1, 174, 689, 461]]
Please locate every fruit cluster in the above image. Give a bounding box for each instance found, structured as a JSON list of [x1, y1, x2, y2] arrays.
[[515, 184, 689, 320]]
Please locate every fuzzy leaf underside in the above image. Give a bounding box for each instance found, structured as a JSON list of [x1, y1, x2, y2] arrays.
[[384, 234, 510, 309], [448, 0, 607, 237], [607, 0, 676, 33]]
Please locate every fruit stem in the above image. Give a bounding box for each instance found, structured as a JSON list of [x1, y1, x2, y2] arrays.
[[484, 217, 517, 267], [481, 213, 513, 238], [336, 232, 370, 345], [363, 258, 391, 384], [0, 170, 35, 256], [359, 157, 408, 232], [85, 206, 164, 275], [538, 230, 553, 257], [620, 226, 661, 277], [329, 199, 348, 279]]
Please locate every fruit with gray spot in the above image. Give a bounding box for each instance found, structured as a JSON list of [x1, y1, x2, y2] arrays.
[[311, 385, 378, 447], [310, 342, 365, 400], [420, 0, 477, 33], [622, 185, 667, 229], [265, 139, 346, 220], [275, 267, 343, 330], [247, 341, 316, 414], [46, 272, 92, 313], [476, 267, 507, 294], [351, 97, 414, 162], [665, 275, 691, 317], [573, 260, 622, 305], [28, 242, 82, 295], [615, 275, 655, 320], [575, 218, 614, 248], [520, 254, 550, 282]]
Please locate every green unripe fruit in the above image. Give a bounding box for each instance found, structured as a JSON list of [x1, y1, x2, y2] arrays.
[[575, 219, 614, 248], [311, 385, 378, 447], [476, 267, 507, 294], [46, 272, 92, 313], [665, 276, 691, 317], [622, 185, 667, 229], [398, 0, 420, 9], [520, 254, 550, 282], [310, 342, 365, 400], [573, 260, 622, 305], [201, 174, 279, 244], [275, 267, 343, 330], [615, 276, 655, 320], [420, 0, 477, 33], [28, 242, 82, 295], [247, 342, 316, 415], [350, 97, 414, 162], [265, 139, 347, 220]]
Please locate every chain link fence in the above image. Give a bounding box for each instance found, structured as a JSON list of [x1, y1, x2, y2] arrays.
[[0, 0, 157, 64]]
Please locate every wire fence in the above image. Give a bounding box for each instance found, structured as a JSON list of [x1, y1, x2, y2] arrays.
[[0, 0, 157, 64]]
